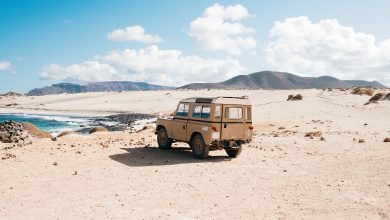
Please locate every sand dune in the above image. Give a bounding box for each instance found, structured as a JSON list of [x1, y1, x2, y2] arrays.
[[1, 89, 390, 219]]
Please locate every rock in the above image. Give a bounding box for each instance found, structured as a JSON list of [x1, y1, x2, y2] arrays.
[[0, 131, 7, 141], [22, 122, 53, 139], [1, 153, 16, 160], [105, 113, 155, 125], [305, 131, 322, 138], [0, 121, 31, 143], [320, 137, 325, 141], [57, 131, 80, 137], [384, 138, 390, 143], [52, 162, 58, 166], [365, 92, 390, 105], [358, 139, 365, 143], [89, 127, 108, 134], [287, 94, 303, 101], [351, 87, 374, 96], [51, 137, 57, 141]]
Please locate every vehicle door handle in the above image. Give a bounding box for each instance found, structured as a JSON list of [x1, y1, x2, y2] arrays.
[[183, 125, 186, 130], [224, 124, 227, 128]]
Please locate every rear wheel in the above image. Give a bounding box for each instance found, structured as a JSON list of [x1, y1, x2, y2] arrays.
[[157, 128, 172, 149], [225, 141, 242, 158], [191, 134, 209, 159]]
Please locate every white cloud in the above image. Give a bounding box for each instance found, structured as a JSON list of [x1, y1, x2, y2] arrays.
[[189, 3, 256, 55], [96, 45, 246, 86], [40, 61, 120, 82], [107, 25, 162, 43], [266, 16, 390, 85], [40, 46, 246, 86], [0, 61, 11, 71]]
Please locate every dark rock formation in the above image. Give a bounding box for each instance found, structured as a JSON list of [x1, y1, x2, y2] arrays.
[[365, 93, 390, 105], [0, 121, 29, 143], [106, 113, 155, 125], [287, 94, 303, 101]]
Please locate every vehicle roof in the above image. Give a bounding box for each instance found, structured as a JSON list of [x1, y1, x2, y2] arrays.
[[180, 96, 251, 105]]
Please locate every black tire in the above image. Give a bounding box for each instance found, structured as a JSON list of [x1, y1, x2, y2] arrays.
[[191, 134, 209, 159], [225, 141, 243, 158], [157, 128, 172, 149]]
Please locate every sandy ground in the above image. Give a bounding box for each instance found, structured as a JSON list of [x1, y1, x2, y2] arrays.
[[1, 89, 390, 219]]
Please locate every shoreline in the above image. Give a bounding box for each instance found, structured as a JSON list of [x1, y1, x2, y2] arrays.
[[0, 107, 127, 117]]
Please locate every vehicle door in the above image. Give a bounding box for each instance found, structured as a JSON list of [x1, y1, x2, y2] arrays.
[[221, 105, 245, 140], [173, 102, 189, 141], [243, 106, 253, 141], [187, 104, 212, 143]]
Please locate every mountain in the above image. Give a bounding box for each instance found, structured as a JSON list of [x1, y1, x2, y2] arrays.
[[26, 81, 174, 96], [343, 80, 387, 88], [179, 71, 387, 90]]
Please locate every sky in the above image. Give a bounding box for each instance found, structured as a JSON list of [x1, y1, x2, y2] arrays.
[[1, 0, 390, 93]]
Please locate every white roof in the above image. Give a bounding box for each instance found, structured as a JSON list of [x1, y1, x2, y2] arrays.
[[180, 96, 251, 105]]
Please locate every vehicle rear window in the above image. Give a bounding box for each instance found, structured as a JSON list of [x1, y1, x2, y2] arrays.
[[193, 105, 210, 118], [246, 107, 252, 120], [225, 107, 242, 119], [176, 103, 189, 117]]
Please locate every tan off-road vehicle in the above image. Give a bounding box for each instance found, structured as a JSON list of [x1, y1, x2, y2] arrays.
[[155, 96, 253, 159]]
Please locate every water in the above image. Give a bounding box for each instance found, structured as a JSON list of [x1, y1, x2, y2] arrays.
[[0, 113, 96, 134]]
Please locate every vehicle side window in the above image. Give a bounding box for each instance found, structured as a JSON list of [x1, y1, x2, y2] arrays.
[[193, 105, 210, 118], [193, 105, 202, 118], [202, 106, 210, 118], [225, 107, 243, 119], [176, 103, 189, 117], [214, 105, 221, 119], [246, 107, 252, 120]]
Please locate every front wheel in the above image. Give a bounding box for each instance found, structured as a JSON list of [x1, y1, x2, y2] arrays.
[[191, 134, 209, 159], [157, 128, 172, 149], [225, 141, 243, 158]]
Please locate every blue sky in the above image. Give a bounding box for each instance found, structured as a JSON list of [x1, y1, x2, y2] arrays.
[[1, 0, 389, 93]]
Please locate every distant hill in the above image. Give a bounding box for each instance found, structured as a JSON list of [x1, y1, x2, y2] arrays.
[[27, 81, 174, 96], [179, 71, 387, 90], [343, 80, 386, 88]]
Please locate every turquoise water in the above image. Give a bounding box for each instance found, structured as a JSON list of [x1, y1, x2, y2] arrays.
[[0, 113, 94, 133]]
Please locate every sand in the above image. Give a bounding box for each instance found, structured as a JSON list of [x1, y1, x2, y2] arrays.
[[1, 89, 390, 219]]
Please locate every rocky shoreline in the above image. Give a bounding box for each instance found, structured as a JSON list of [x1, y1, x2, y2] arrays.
[[0, 113, 158, 144], [105, 113, 155, 125], [0, 121, 30, 144], [90, 113, 156, 132]]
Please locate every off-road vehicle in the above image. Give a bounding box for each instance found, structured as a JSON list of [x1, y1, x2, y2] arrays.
[[155, 96, 253, 159]]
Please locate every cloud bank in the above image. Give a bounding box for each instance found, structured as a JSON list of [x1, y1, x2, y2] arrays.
[[41, 61, 120, 82], [266, 16, 390, 85], [41, 46, 245, 86]]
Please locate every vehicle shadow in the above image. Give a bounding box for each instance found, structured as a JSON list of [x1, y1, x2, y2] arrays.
[[109, 146, 231, 167]]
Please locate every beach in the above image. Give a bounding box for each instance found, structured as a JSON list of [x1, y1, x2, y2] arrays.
[[1, 89, 389, 219]]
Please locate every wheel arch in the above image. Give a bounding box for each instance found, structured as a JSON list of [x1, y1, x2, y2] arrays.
[[156, 125, 166, 132], [190, 132, 203, 143]]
